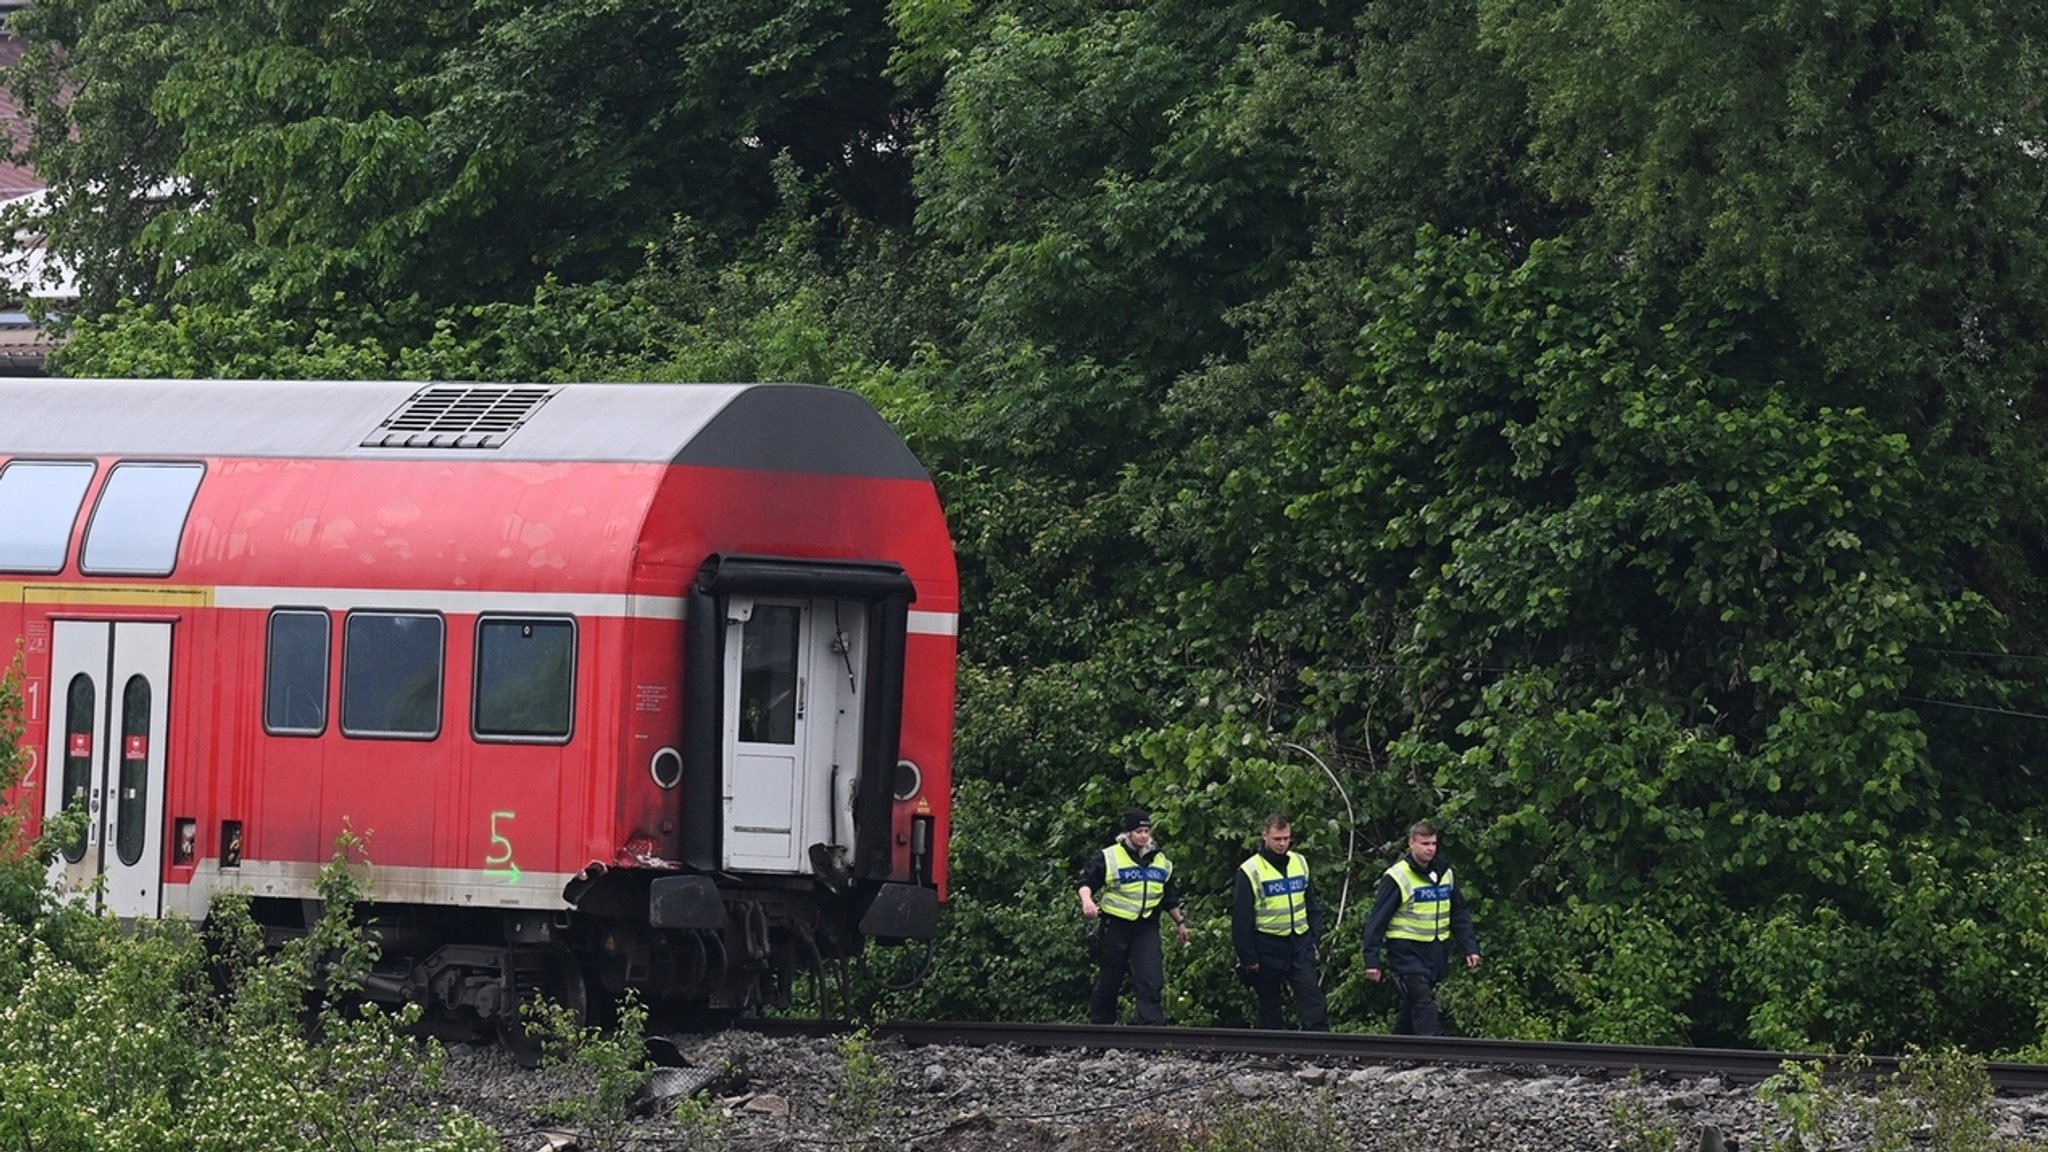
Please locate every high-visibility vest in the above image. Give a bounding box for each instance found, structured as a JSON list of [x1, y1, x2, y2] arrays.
[[1239, 851, 1311, 937], [1097, 842, 1172, 921], [1384, 861, 1454, 942]]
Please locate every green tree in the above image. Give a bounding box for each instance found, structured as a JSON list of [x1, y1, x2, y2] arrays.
[[7, 0, 920, 333], [17, 0, 2048, 1053]]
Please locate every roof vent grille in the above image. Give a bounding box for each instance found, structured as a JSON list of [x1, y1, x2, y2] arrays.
[[363, 385, 559, 449]]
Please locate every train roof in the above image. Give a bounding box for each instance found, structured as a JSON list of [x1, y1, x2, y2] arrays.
[[0, 378, 927, 480]]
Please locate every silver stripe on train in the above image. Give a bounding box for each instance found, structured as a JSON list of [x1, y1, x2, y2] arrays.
[[212, 585, 959, 635], [162, 859, 578, 919]]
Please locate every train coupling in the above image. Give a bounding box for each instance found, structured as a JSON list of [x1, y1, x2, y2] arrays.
[[858, 883, 939, 940]]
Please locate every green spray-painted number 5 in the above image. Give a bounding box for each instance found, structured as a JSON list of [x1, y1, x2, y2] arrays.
[[486, 811, 522, 884]]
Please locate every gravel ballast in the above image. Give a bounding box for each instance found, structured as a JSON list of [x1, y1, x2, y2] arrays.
[[436, 1031, 2048, 1151]]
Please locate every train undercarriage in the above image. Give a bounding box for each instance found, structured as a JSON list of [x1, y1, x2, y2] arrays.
[[241, 865, 937, 1055]]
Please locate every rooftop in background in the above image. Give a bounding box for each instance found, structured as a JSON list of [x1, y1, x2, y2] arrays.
[[0, 34, 38, 199], [0, 307, 49, 375], [0, 24, 58, 372]]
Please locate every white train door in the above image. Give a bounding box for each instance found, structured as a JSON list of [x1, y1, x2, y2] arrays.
[[721, 597, 864, 873], [44, 620, 172, 917]]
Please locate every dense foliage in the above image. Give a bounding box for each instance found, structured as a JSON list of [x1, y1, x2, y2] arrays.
[[11, 0, 2048, 1052], [0, 660, 491, 1150]]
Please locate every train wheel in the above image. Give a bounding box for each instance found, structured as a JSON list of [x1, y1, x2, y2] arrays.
[[496, 947, 589, 1069]]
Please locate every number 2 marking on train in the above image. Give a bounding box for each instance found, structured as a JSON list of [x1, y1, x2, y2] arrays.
[[485, 811, 521, 884]]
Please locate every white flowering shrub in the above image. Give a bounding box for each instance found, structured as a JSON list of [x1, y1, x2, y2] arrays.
[[0, 661, 493, 1152]]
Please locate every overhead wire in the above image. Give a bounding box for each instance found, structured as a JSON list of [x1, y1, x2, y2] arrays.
[[1277, 741, 1356, 935], [1911, 647, 2048, 663], [1901, 695, 2048, 723]]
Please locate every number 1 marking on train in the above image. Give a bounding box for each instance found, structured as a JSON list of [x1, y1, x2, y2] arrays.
[[486, 811, 522, 884]]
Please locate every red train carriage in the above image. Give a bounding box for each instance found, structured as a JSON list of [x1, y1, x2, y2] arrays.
[[0, 378, 956, 1024]]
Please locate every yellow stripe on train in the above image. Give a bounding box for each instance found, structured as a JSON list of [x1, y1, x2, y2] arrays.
[[5, 583, 215, 608]]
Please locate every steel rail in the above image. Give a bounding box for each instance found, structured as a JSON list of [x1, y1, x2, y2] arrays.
[[740, 1019, 2048, 1095]]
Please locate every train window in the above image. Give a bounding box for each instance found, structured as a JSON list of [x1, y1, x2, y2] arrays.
[[115, 675, 150, 867], [80, 462, 204, 576], [0, 460, 95, 573], [341, 612, 444, 739], [60, 672, 93, 864], [738, 604, 801, 745], [473, 616, 575, 741], [265, 610, 330, 735]]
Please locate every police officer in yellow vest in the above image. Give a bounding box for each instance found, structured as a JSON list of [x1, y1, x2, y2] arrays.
[[1361, 819, 1480, 1035], [1078, 807, 1188, 1025], [1230, 812, 1329, 1031]]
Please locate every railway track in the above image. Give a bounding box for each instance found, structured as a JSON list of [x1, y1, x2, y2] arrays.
[[742, 1019, 2048, 1096]]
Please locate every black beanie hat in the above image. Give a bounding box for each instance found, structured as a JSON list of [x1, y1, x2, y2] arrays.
[[1122, 807, 1152, 833]]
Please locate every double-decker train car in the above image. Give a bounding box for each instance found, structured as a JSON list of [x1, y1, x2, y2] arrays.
[[0, 378, 955, 1025]]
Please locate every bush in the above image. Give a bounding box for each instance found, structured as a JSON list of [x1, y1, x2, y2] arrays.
[[0, 696, 497, 1152]]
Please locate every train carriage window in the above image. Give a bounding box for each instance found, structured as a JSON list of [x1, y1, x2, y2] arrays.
[[265, 610, 331, 735], [115, 675, 151, 867], [80, 462, 204, 576], [341, 612, 443, 739], [473, 616, 575, 741], [0, 461, 95, 573], [60, 673, 93, 864], [738, 605, 801, 745]]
